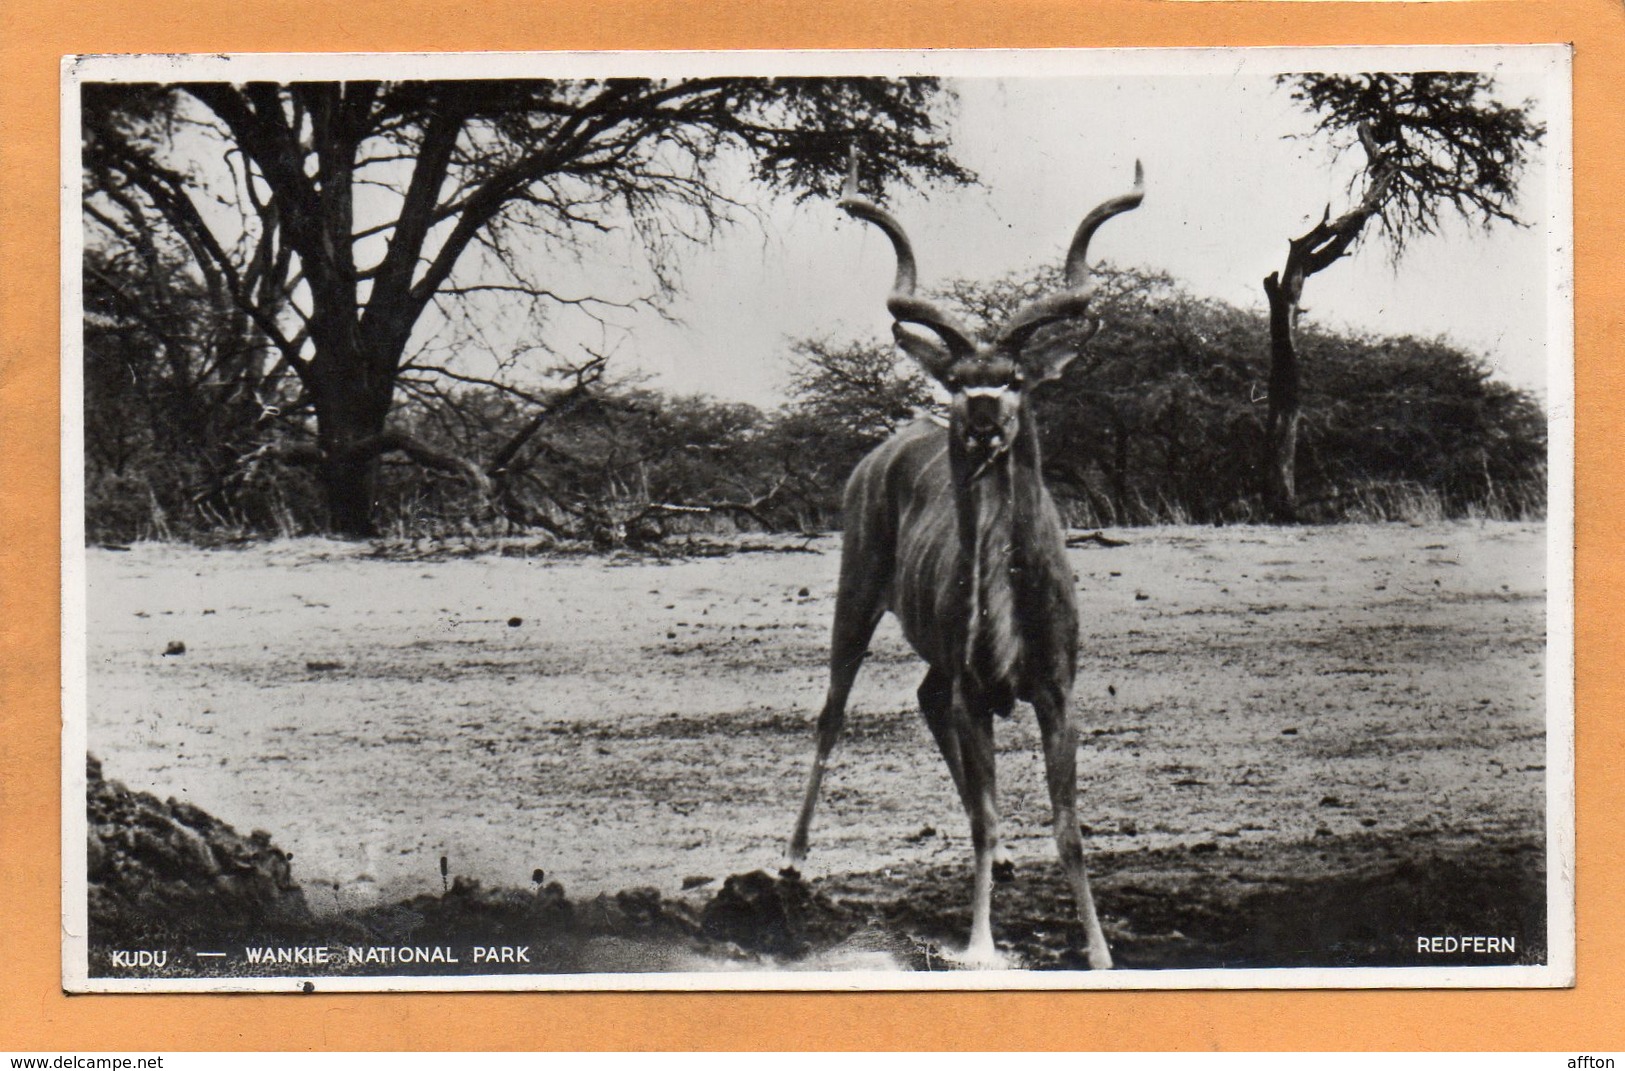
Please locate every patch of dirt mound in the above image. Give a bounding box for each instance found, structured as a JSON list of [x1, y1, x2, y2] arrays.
[[84, 774, 1544, 978], [1101, 837, 1548, 969], [312, 879, 741, 976], [824, 833, 1547, 970], [699, 869, 858, 957], [88, 755, 310, 942], [85, 774, 840, 977]]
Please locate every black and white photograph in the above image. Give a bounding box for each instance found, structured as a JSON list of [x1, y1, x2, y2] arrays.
[[62, 47, 1573, 992]]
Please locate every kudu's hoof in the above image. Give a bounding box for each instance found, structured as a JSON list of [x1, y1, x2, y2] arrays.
[[948, 944, 1010, 970]]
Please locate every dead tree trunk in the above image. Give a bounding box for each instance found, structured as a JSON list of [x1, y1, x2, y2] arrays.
[[1262, 269, 1305, 522], [1261, 126, 1395, 523]]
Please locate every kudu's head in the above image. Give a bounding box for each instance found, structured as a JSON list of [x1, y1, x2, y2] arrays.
[[840, 151, 1144, 474]]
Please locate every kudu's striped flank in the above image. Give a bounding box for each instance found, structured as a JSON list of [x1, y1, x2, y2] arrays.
[[788, 150, 1144, 969]]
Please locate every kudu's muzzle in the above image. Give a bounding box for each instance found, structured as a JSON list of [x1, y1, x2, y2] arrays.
[[957, 387, 1019, 474]]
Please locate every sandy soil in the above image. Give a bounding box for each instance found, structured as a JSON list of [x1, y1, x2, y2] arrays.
[[83, 522, 1549, 971]]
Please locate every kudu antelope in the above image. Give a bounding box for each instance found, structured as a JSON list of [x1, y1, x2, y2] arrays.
[[787, 152, 1144, 969]]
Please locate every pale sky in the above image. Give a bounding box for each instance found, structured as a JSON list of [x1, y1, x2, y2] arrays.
[[561, 68, 1561, 408]]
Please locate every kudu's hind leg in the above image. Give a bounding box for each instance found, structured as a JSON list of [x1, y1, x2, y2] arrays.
[[1033, 686, 1113, 969], [919, 668, 1013, 882], [787, 592, 884, 865]]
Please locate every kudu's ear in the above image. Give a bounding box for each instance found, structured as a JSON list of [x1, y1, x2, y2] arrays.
[[1019, 318, 1102, 385], [892, 323, 957, 384]]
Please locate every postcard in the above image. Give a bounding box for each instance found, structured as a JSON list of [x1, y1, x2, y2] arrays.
[[62, 45, 1573, 992]]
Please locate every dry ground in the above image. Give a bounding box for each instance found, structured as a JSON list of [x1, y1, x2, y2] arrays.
[[82, 521, 1550, 973]]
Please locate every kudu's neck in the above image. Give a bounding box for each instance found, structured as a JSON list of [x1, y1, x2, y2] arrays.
[[950, 398, 1049, 690], [949, 397, 1047, 546]]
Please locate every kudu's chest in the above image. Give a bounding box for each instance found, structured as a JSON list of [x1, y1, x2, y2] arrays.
[[887, 449, 1077, 694]]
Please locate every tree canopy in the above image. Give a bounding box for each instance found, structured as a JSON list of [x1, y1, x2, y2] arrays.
[[82, 77, 973, 534], [85, 255, 1546, 543], [1281, 72, 1546, 253]]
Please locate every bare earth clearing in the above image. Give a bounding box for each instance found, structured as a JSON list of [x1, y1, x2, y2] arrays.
[[83, 522, 1548, 975]]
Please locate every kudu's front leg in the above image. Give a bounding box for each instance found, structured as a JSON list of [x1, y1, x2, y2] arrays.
[[919, 668, 1015, 883], [788, 600, 882, 866], [1033, 685, 1113, 969], [788, 688, 848, 866], [953, 677, 1004, 967]]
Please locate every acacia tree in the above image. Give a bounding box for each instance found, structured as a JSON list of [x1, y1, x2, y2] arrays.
[[933, 265, 1209, 522], [787, 337, 936, 440], [83, 78, 971, 536], [1262, 72, 1544, 521]]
